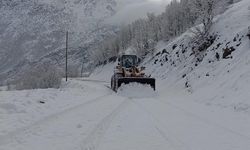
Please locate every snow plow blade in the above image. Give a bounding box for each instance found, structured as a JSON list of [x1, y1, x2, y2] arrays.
[[117, 77, 156, 90]]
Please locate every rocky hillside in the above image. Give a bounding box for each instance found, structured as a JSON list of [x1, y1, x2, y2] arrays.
[[91, 0, 250, 114]]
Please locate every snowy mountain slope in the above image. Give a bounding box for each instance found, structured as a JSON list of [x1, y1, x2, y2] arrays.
[[143, 0, 250, 113], [0, 0, 169, 84], [91, 0, 250, 114], [0, 0, 118, 83]]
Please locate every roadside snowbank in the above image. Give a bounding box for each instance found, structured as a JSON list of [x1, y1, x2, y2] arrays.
[[0, 79, 110, 136]]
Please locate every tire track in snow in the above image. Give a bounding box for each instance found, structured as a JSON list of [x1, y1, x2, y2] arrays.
[[158, 99, 250, 141], [134, 97, 250, 150], [0, 93, 112, 146], [81, 98, 130, 150], [130, 99, 192, 150]]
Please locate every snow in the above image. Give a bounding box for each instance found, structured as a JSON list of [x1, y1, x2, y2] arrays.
[[90, 63, 116, 81], [0, 86, 7, 91], [1, 0, 250, 150], [117, 83, 157, 98], [1, 77, 250, 150], [141, 0, 250, 114], [0, 79, 118, 149]]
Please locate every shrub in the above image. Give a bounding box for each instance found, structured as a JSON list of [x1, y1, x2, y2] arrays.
[[68, 64, 80, 78], [17, 63, 62, 90]]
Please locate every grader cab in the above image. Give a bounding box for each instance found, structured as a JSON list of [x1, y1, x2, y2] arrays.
[[111, 55, 155, 92]]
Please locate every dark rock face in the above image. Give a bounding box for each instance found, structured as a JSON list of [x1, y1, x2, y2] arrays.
[[223, 47, 235, 59]]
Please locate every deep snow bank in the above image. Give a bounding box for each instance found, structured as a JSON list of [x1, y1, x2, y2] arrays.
[[117, 83, 157, 98]]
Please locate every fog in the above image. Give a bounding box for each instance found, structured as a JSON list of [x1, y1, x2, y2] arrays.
[[106, 0, 172, 25]]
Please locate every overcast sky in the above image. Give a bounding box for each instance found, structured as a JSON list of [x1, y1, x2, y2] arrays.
[[106, 0, 172, 25]]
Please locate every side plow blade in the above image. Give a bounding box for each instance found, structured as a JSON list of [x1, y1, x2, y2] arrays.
[[117, 77, 156, 90]]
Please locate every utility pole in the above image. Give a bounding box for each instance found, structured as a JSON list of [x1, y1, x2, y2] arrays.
[[65, 31, 68, 82], [80, 61, 84, 78]]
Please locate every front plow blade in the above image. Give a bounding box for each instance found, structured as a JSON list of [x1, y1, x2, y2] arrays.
[[117, 77, 156, 90]]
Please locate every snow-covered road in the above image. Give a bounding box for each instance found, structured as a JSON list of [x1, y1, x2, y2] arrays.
[[1, 79, 250, 150]]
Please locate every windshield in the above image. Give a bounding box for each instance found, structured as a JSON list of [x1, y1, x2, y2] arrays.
[[121, 55, 137, 68]]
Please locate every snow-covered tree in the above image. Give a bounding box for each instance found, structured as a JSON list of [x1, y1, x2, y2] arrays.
[[192, 0, 217, 35], [94, 0, 230, 64]]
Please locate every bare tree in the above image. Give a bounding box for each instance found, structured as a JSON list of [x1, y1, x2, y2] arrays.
[[192, 0, 217, 35]]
